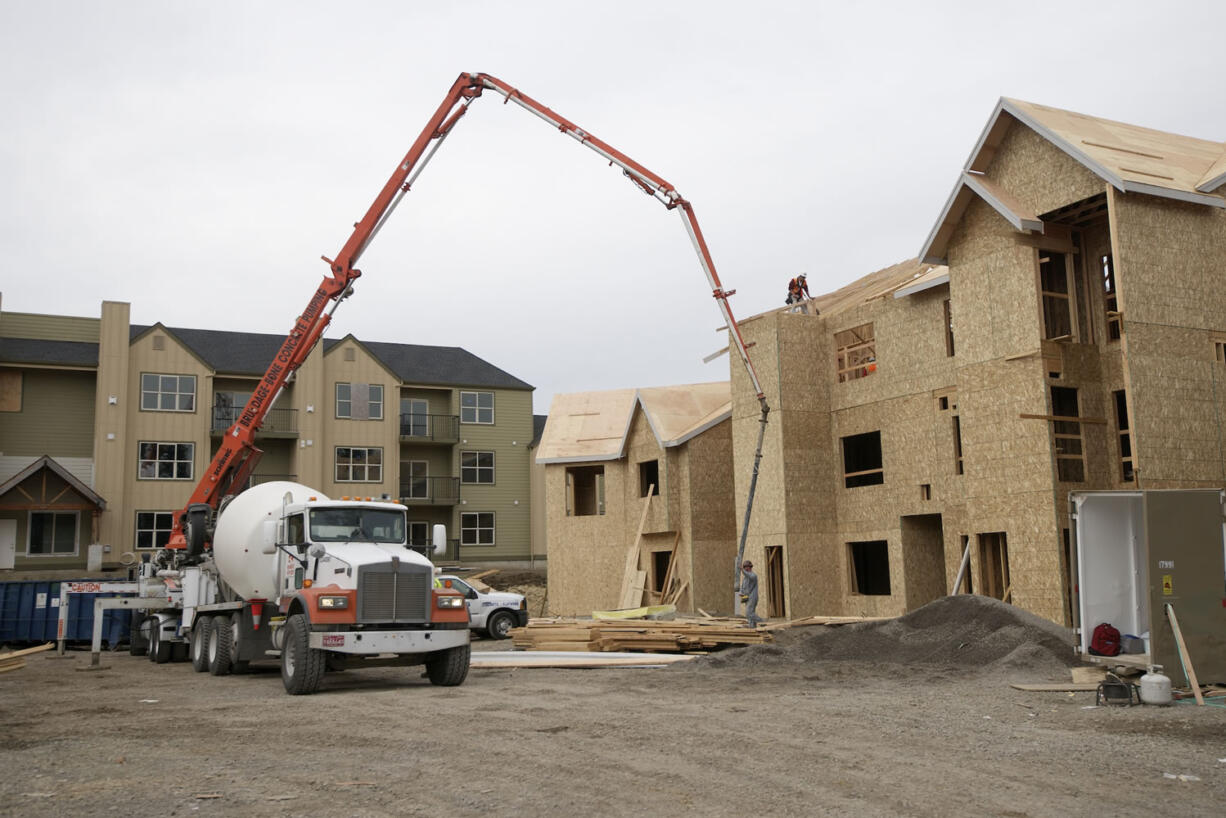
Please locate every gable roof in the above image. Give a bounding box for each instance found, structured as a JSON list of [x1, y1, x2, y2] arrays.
[[0, 455, 106, 509], [0, 337, 99, 368], [128, 325, 531, 389], [536, 382, 730, 464], [921, 97, 1226, 264]]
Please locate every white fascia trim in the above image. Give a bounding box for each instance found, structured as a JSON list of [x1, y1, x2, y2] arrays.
[[917, 178, 966, 265], [1121, 180, 1226, 209], [1196, 169, 1226, 193], [634, 391, 667, 450], [963, 99, 1010, 172], [998, 99, 1126, 190], [893, 273, 951, 299], [961, 173, 1044, 232], [536, 453, 623, 465], [662, 408, 733, 448]]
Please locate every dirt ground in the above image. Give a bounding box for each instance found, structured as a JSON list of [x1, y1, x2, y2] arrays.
[[2, 596, 1224, 817]]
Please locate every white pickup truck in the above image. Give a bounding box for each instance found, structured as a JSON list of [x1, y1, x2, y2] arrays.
[[437, 575, 528, 639]]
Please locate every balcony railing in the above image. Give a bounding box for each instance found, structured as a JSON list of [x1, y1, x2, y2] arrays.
[[399, 413, 459, 443], [398, 476, 460, 505], [212, 405, 299, 436]]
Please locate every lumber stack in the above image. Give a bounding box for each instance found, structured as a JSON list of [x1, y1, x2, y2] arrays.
[[510, 618, 773, 653], [0, 642, 54, 674]]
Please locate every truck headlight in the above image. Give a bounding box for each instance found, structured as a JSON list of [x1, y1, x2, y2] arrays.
[[318, 595, 349, 610], [436, 596, 465, 609]]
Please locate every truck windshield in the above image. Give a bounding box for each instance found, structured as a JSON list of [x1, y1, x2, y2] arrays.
[[309, 508, 406, 543]]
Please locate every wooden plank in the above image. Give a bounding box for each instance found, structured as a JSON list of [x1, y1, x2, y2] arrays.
[[1010, 682, 1100, 692], [618, 487, 655, 609], [465, 569, 499, 582], [1165, 604, 1204, 706], [0, 661, 28, 674], [0, 642, 54, 660]]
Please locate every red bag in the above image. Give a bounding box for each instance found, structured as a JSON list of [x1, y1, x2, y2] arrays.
[[1089, 622, 1121, 657]]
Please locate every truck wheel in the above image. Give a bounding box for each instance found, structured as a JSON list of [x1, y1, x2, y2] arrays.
[[208, 614, 233, 676], [485, 610, 515, 640], [190, 617, 212, 672], [129, 612, 148, 656], [149, 622, 172, 664], [425, 643, 471, 687], [281, 614, 325, 695], [229, 613, 250, 675]]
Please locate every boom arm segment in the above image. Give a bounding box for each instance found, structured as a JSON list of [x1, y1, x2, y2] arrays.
[[168, 72, 769, 578]]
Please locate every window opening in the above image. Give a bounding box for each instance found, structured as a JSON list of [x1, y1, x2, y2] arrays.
[[952, 415, 964, 475], [977, 532, 1010, 601], [403, 460, 429, 498], [1114, 390, 1134, 482], [1039, 252, 1073, 340], [408, 521, 429, 549], [138, 441, 195, 480], [141, 373, 196, 412], [1050, 386, 1084, 482], [135, 511, 174, 549], [848, 540, 891, 595], [766, 546, 786, 618], [461, 451, 495, 484], [835, 323, 876, 383], [1101, 254, 1121, 341], [920, 483, 931, 501], [943, 298, 955, 357], [401, 398, 429, 437], [28, 511, 79, 556], [842, 431, 883, 487], [460, 512, 495, 546], [336, 383, 383, 420], [566, 466, 605, 516], [639, 460, 660, 497], [0, 370, 22, 412], [335, 446, 383, 482], [460, 391, 494, 424], [651, 550, 672, 593]]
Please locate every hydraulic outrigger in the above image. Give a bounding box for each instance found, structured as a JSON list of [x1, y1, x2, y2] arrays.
[[167, 72, 770, 611]]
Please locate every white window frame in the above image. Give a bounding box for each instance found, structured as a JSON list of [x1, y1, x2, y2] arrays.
[[335, 446, 383, 482], [461, 450, 495, 484], [140, 372, 196, 412], [138, 441, 195, 480], [460, 391, 494, 425], [460, 511, 495, 547], [135, 511, 175, 550], [335, 383, 385, 420], [26, 510, 79, 557]]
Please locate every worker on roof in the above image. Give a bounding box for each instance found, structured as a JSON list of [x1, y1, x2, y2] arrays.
[[786, 273, 811, 305]]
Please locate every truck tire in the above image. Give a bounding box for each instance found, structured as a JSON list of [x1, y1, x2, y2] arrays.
[[485, 610, 515, 640], [425, 643, 470, 687], [281, 614, 325, 695], [208, 614, 233, 676], [190, 617, 212, 672], [149, 621, 172, 664], [129, 612, 148, 656]]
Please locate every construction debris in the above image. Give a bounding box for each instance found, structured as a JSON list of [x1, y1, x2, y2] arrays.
[[470, 650, 696, 669], [510, 616, 773, 653], [0, 642, 53, 674]]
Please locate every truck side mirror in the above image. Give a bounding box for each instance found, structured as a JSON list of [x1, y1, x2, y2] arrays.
[[431, 524, 447, 556], [260, 520, 277, 554]]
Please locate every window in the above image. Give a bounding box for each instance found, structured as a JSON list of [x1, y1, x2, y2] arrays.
[[952, 415, 964, 476], [461, 511, 495, 546], [835, 323, 876, 383], [1050, 386, 1084, 482], [336, 383, 383, 420], [408, 521, 429, 548], [1213, 335, 1226, 365], [1114, 390, 1134, 482], [213, 391, 249, 429], [335, 447, 383, 482], [285, 514, 305, 546], [28, 511, 78, 556], [138, 442, 194, 480], [460, 391, 494, 424], [566, 466, 605, 516], [639, 460, 660, 497], [0, 370, 21, 412], [842, 431, 883, 488], [403, 460, 428, 498], [141, 373, 196, 412], [461, 451, 495, 484], [1101, 254, 1120, 341], [135, 511, 174, 549], [978, 532, 1010, 601], [401, 398, 428, 437], [848, 540, 890, 595], [1039, 252, 1073, 340], [943, 298, 955, 357]]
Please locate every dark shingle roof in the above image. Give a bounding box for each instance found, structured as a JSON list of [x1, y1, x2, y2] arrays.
[[130, 325, 531, 390], [0, 337, 98, 367], [531, 414, 548, 447]]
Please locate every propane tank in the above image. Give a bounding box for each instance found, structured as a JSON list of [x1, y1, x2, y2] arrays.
[[1139, 667, 1172, 706], [212, 481, 326, 600]]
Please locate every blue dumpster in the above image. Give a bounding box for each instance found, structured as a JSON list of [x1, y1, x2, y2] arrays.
[[0, 579, 132, 647]]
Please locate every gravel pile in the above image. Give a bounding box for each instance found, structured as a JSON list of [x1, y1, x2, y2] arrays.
[[693, 595, 1078, 678]]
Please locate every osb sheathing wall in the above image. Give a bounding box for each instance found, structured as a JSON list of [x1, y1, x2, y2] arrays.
[[1109, 190, 1226, 487], [544, 407, 736, 615]]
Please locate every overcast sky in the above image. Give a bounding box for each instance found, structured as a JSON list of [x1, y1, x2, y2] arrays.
[[3, 1, 1224, 414]]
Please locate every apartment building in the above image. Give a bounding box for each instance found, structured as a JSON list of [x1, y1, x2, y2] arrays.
[[728, 98, 1226, 625], [0, 299, 535, 571]]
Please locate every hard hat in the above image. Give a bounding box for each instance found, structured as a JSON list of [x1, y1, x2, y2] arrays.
[[797, 273, 806, 280]]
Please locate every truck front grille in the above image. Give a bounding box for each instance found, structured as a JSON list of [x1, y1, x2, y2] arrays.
[[357, 562, 430, 623]]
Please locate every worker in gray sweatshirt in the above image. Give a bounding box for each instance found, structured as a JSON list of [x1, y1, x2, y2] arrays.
[[738, 560, 762, 628]]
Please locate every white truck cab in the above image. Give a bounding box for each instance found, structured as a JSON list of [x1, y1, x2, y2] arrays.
[[437, 575, 528, 639]]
